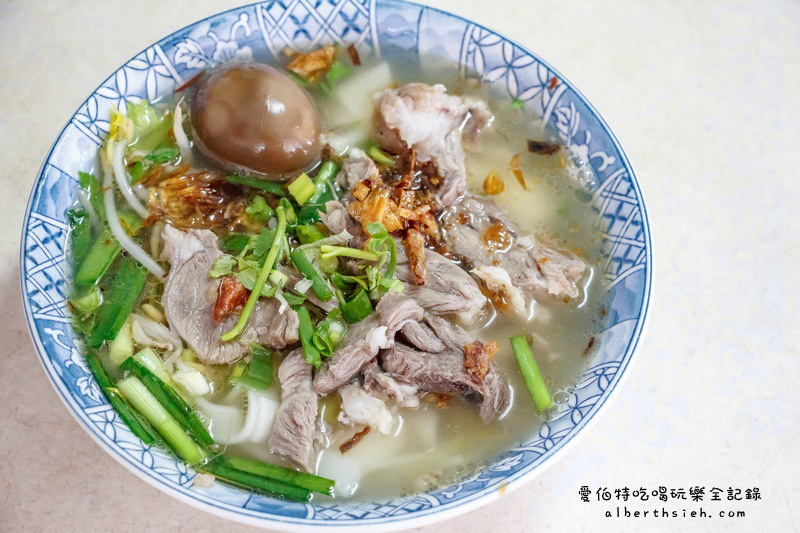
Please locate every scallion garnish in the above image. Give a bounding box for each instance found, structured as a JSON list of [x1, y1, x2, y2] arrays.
[[290, 248, 334, 301], [295, 305, 321, 368], [340, 288, 373, 323], [509, 335, 553, 412], [84, 351, 159, 445], [221, 454, 334, 495], [116, 376, 207, 464], [86, 257, 149, 349], [74, 225, 121, 286], [199, 456, 311, 502], [320, 245, 380, 262], [288, 172, 316, 205], [227, 174, 286, 197], [368, 145, 396, 168], [230, 343, 273, 391], [221, 206, 287, 342], [121, 353, 215, 447]]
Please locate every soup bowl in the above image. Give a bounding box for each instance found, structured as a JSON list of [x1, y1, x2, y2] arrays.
[[20, 1, 652, 530]]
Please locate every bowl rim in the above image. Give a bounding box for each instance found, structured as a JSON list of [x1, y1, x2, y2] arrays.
[[19, 0, 653, 530]]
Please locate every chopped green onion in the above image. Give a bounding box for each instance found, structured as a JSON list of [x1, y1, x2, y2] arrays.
[[145, 146, 180, 164], [122, 354, 215, 447], [221, 233, 250, 254], [296, 194, 332, 224], [368, 145, 396, 168], [223, 454, 334, 496], [330, 272, 369, 291], [74, 226, 121, 286], [116, 209, 143, 237], [340, 288, 373, 323], [269, 270, 289, 289], [69, 285, 102, 315], [84, 351, 159, 445], [295, 224, 327, 244], [288, 173, 316, 205], [229, 360, 246, 381], [509, 335, 553, 412], [67, 209, 92, 267], [227, 174, 286, 196], [245, 195, 275, 222], [132, 347, 172, 384], [79, 171, 106, 220], [282, 291, 306, 306], [295, 305, 321, 368], [199, 456, 311, 502], [116, 376, 207, 464], [511, 97, 525, 109], [313, 308, 346, 357], [326, 60, 351, 86], [87, 257, 148, 348], [221, 206, 287, 341], [290, 249, 334, 302], [278, 197, 297, 224], [128, 160, 150, 184], [231, 343, 273, 391], [314, 160, 341, 186], [297, 160, 341, 223], [320, 245, 379, 262], [108, 316, 134, 366]]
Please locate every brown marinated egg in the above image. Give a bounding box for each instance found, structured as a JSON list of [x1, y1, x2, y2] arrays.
[[191, 63, 321, 179]]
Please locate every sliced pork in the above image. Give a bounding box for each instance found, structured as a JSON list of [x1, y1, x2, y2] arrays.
[[374, 83, 490, 206], [313, 292, 424, 394], [160, 225, 298, 364], [318, 200, 350, 236], [395, 244, 486, 324], [338, 156, 378, 191], [268, 349, 318, 471], [380, 342, 509, 422], [440, 194, 588, 318], [382, 313, 509, 421], [312, 313, 384, 394], [362, 360, 420, 408]]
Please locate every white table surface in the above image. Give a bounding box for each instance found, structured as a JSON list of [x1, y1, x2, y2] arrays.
[[2, 1, 798, 531]]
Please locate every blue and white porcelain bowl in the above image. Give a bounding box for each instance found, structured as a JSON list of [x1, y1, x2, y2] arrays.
[[20, 1, 652, 530]]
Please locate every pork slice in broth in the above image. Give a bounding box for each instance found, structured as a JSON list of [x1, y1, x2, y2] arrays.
[[362, 360, 420, 408], [383, 312, 509, 421], [395, 244, 487, 324], [439, 194, 588, 318], [380, 341, 509, 423], [337, 156, 378, 191], [269, 349, 318, 471], [313, 292, 424, 394], [374, 83, 489, 206], [160, 225, 299, 364]]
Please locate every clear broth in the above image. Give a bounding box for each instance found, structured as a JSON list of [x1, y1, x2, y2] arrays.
[[219, 52, 608, 502]]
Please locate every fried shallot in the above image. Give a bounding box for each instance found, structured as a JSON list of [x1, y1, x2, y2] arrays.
[[464, 340, 500, 379]]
